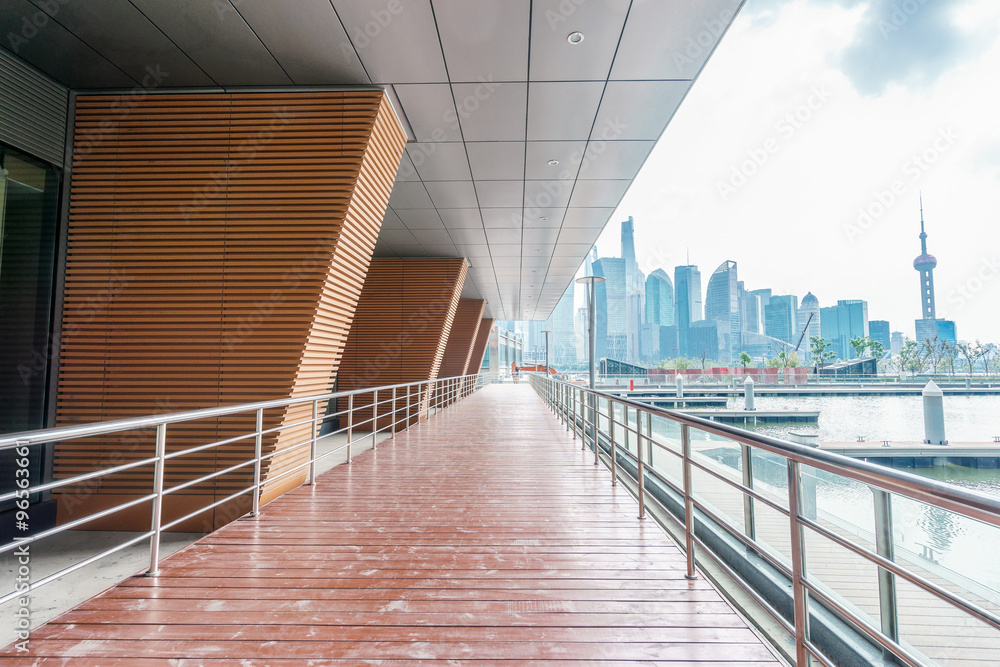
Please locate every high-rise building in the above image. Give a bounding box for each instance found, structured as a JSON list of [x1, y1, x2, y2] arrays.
[[890, 331, 904, 356], [820, 299, 869, 359], [797, 292, 821, 359], [912, 200, 957, 344], [593, 257, 626, 361], [764, 295, 799, 345], [645, 269, 674, 326], [621, 218, 645, 364], [674, 265, 702, 357], [659, 325, 680, 360], [868, 320, 891, 355], [704, 260, 740, 363], [546, 283, 577, 366], [741, 288, 762, 334], [688, 319, 723, 362]]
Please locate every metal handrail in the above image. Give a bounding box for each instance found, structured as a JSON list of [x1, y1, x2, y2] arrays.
[[529, 374, 1000, 667], [1, 373, 487, 611]]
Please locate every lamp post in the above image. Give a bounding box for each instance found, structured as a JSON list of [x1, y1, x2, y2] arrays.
[[576, 276, 606, 390], [542, 330, 551, 375]]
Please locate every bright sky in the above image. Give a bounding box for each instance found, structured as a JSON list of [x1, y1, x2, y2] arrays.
[[588, 0, 1000, 343]]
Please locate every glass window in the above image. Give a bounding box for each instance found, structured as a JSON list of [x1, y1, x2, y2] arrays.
[[0, 145, 60, 505]]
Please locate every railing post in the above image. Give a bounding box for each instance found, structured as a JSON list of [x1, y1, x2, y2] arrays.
[[636, 407, 645, 520], [590, 394, 601, 466], [873, 488, 900, 658], [741, 443, 756, 541], [251, 408, 263, 517], [308, 400, 318, 485], [646, 412, 653, 471], [347, 393, 353, 463], [609, 400, 617, 485], [391, 386, 397, 435], [787, 460, 810, 665], [372, 389, 379, 450], [406, 384, 412, 427], [681, 423, 697, 580], [147, 423, 167, 576]]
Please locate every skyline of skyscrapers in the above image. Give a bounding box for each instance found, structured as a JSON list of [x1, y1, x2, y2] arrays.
[[534, 206, 968, 368]]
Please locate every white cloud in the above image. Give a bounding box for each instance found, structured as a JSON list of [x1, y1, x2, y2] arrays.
[[593, 0, 1000, 342]]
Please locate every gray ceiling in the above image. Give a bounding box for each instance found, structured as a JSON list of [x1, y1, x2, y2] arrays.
[[2, 0, 744, 320]]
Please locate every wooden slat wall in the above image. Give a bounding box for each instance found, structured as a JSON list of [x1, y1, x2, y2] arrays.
[[467, 318, 495, 375], [438, 300, 485, 404], [337, 258, 468, 430], [55, 91, 405, 530]]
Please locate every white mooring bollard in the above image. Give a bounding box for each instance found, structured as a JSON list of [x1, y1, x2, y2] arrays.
[[922, 380, 947, 445], [744, 376, 755, 411]]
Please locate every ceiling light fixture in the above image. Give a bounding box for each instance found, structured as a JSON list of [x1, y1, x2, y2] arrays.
[[539, 216, 547, 221], [567, 31, 584, 44], [547, 159, 559, 166]]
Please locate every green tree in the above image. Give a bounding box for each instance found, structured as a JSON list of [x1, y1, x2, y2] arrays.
[[809, 336, 837, 371], [739, 351, 752, 372], [849, 336, 869, 358], [956, 341, 982, 377], [898, 338, 924, 374], [867, 338, 886, 360]]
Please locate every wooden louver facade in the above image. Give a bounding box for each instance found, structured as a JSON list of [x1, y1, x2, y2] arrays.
[[438, 300, 486, 380], [55, 90, 406, 530], [336, 258, 468, 430], [467, 318, 495, 376]]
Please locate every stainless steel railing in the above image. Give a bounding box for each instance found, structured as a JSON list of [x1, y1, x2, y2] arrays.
[[0, 373, 487, 605], [529, 374, 1000, 667]]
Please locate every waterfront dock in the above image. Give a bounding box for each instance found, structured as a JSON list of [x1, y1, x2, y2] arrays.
[[679, 409, 820, 424], [818, 440, 1000, 467]]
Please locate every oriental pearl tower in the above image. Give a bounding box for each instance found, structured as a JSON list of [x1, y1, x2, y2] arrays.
[[913, 195, 937, 319]]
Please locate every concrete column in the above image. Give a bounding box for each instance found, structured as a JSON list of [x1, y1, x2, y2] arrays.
[[922, 380, 947, 445]]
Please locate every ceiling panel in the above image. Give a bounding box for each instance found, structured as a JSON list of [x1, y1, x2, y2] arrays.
[[409, 143, 472, 181], [130, 0, 291, 85], [521, 208, 565, 227], [452, 82, 527, 141], [592, 81, 690, 141], [434, 0, 529, 82], [332, 0, 447, 83], [438, 208, 484, 228], [425, 181, 479, 209], [236, 0, 369, 84], [523, 228, 560, 245], [556, 227, 603, 244], [577, 141, 655, 180], [25, 0, 213, 86], [0, 0, 137, 88], [527, 82, 604, 141], [388, 183, 434, 209], [562, 207, 616, 228], [466, 142, 526, 181], [528, 0, 629, 81], [475, 181, 523, 208], [486, 228, 522, 245], [448, 228, 488, 245], [393, 208, 444, 229], [524, 181, 573, 210], [611, 0, 742, 81], [480, 208, 522, 228], [393, 84, 462, 142], [524, 141, 587, 180], [410, 229, 454, 245], [395, 152, 421, 182], [567, 179, 631, 207]]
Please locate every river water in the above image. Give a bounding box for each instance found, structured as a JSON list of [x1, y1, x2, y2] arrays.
[[725, 393, 1000, 598]]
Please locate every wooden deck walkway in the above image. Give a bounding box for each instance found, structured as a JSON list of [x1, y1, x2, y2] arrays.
[[1, 383, 780, 665]]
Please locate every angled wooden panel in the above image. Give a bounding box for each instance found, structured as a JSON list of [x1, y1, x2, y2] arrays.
[[439, 300, 485, 382], [55, 90, 405, 530], [337, 258, 468, 430], [467, 318, 495, 376]]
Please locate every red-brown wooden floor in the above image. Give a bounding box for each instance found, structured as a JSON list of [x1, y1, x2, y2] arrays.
[[1, 384, 782, 665]]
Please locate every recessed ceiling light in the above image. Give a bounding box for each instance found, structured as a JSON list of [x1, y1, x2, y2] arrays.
[[547, 159, 559, 166], [534, 248, 541, 253], [567, 31, 584, 44], [539, 216, 547, 221]]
